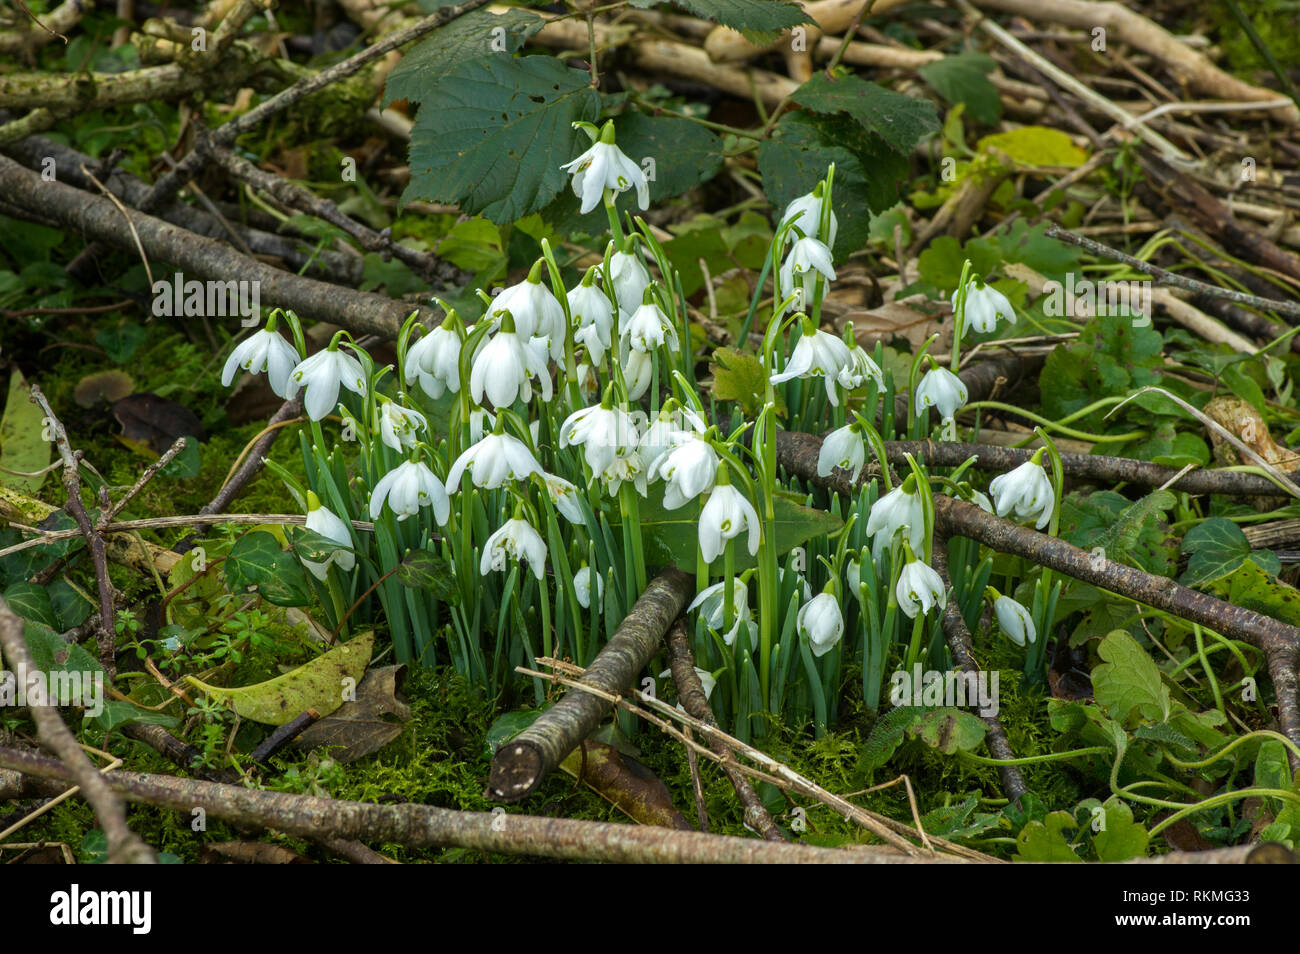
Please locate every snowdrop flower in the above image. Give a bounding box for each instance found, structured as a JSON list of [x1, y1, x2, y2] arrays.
[[488, 263, 566, 358], [222, 322, 300, 398], [780, 187, 838, 248], [689, 579, 751, 647], [621, 297, 678, 354], [469, 312, 552, 409], [288, 342, 367, 421], [817, 423, 865, 478], [369, 460, 449, 524], [779, 236, 836, 312], [865, 480, 925, 562], [699, 481, 760, 563], [640, 405, 706, 468], [575, 565, 603, 609], [896, 557, 946, 619], [837, 341, 883, 391], [599, 448, 648, 497], [608, 243, 651, 316], [406, 318, 463, 399], [480, 517, 547, 581], [375, 399, 427, 453], [560, 399, 641, 476], [446, 431, 543, 490], [623, 348, 655, 401], [560, 121, 649, 215], [970, 490, 994, 514], [301, 491, 356, 581], [769, 316, 852, 405], [915, 363, 968, 422], [954, 279, 1015, 334], [541, 472, 585, 523], [989, 452, 1054, 530], [659, 666, 717, 701], [798, 591, 844, 657], [779, 567, 814, 603], [652, 437, 718, 510], [569, 269, 615, 366], [994, 594, 1036, 647]]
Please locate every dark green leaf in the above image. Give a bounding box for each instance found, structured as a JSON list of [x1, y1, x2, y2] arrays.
[[791, 72, 940, 155], [918, 52, 1001, 125], [384, 8, 544, 105], [660, 0, 811, 44], [395, 549, 457, 602], [225, 531, 315, 607]]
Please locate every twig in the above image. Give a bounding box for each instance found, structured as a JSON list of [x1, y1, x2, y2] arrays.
[[0, 600, 154, 863], [487, 568, 695, 801], [665, 619, 786, 841], [0, 746, 954, 864]]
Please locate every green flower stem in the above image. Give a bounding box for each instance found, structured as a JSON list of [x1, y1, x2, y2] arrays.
[[619, 483, 647, 595], [603, 188, 624, 247], [951, 259, 972, 372], [1192, 624, 1225, 715], [964, 400, 1144, 444], [959, 746, 1114, 766]]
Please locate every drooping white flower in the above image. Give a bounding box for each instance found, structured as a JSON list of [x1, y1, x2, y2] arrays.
[[445, 432, 543, 490], [865, 482, 925, 562], [301, 491, 356, 581], [222, 327, 300, 398], [574, 565, 603, 609], [599, 447, 648, 497], [954, 279, 1015, 334], [569, 275, 615, 366], [769, 321, 851, 405], [406, 322, 462, 399], [915, 365, 968, 422], [488, 268, 566, 351], [837, 343, 883, 391], [817, 424, 865, 478], [541, 472, 585, 523], [480, 517, 547, 581], [560, 402, 640, 476], [798, 592, 844, 657], [369, 460, 449, 524], [896, 558, 947, 619], [989, 457, 1054, 530], [995, 595, 1036, 646], [469, 321, 552, 409], [970, 490, 994, 514], [698, 483, 760, 563], [608, 245, 651, 316], [560, 125, 649, 215], [640, 406, 706, 468], [651, 437, 718, 510], [779, 236, 836, 312], [623, 348, 655, 401], [688, 579, 751, 647], [375, 399, 427, 453], [780, 189, 838, 249], [621, 298, 678, 354], [287, 345, 367, 421]]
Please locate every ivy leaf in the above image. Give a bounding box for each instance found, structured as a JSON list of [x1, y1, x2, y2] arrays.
[[0, 368, 50, 496], [1091, 630, 1171, 727], [1040, 317, 1164, 428], [3, 581, 56, 628], [383, 9, 544, 105], [1014, 811, 1082, 862], [791, 72, 940, 155], [918, 52, 1000, 125], [394, 549, 457, 602], [225, 531, 315, 607], [709, 347, 786, 418], [1180, 517, 1278, 587], [1215, 559, 1300, 628], [400, 56, 600, 223], [1091, 796, 1150, 861]]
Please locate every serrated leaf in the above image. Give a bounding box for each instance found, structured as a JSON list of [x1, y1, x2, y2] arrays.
[[663, 0, 811, 44], [1133, 722, 1196, 756], [0, 369, 50, 496], [185, 631, 374, 726], [610, 111, 724, 202], [918, 52, 1000, 125], [1091, 630, 1171, 726], [384, 9, 544, 106], [859, 705, 923, 772], [791, 72, 939, 155], [758, 111, 909, 257], [401, 56, 600, 223]]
